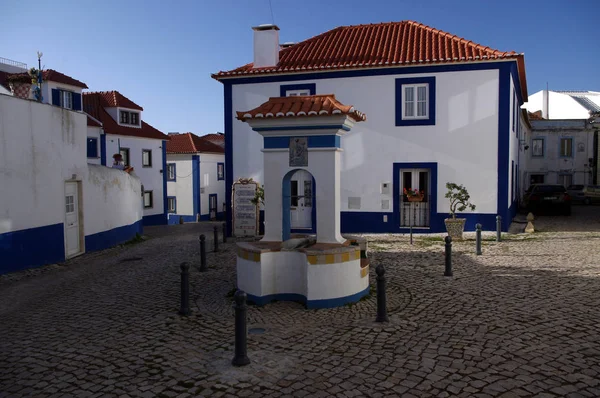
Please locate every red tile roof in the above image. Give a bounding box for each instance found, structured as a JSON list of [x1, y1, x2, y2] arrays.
[[91, 91, 143, 110], [166, 133, 225, 154], [83, 92, 167, 140], [0, 69, 89, 90], [200, 133, 225, 147], [86, 114, 102, 127], [236, 94, 366, 122], [0, 71, 9, 91], [213, 20, 527, 100]]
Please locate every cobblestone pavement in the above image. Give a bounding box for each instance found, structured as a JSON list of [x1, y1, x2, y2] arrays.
[[1, 213, 600, 397]]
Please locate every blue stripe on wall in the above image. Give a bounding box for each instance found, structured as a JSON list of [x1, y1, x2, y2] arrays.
[[100, 134, 107, 166], [167, 214, 197, 225], [254, 125, 349, 132], [0, 223, 65, 274], [497, 63, 511, 230], [224, 83, 233, 237], [85, 220, 143, 252], [264, 135, 341, 149], [192, 155, 200, 219], [247, 285, 370, 309], [162, 140, 168, 223], [143, 213, 167, 226]]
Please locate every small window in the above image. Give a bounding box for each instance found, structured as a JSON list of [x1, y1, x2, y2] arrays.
[[167, 163, 176, 181], [143, 191, 153, 208], [120, 111, 129, 124], [217, 163, 224, 181], [87, 137, 98, 158], [531, 138, 544, 157], [120, 148, 130, 167], [395, 77, 435, 126], [65, 195, 75, 213], [290, 180, 299, 207], [530, 174, 545, 185], [560, 138, 573, 158], [130, 112, 139, 125], [142, 150, 152, 167], [286, 89, 311, 96], [167, 197, 176, 213], [402, 84, 428, 119], [60, 90, 73, 109]]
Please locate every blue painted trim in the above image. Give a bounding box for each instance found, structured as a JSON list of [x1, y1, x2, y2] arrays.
[[497, 63, 511, 231], [282, 170, 293, 241], [166, 163, 176, 181], [85, 220, 143, 252], [87, 137, 98, 158], [559, 137, 574, 158], [254, 125, 350, 132], [280, 83, 316, 96], [192, 155, 200, 218], [100, 134, 107, 166], [395, 76, 436, 126], [511, 161, 515, 202], [209, 193, 217, 220], [142, 213, 167, 226], [217, 162, 225, 180], [167, 196, 177, 213], [246, 286, 370, 309], [0, 223, 65, 274], [224, 83, 233, 237], [264, 135, 341, 149], [162, 140, 168, 221], [392, 162, 439, 231], [167, 214, 196, 225], [531, 137, 546, 158]]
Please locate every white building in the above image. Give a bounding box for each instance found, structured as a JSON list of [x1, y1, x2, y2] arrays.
[[83, 91, 169, 226], [166, 133, 226, 224], [525, 90, 600, 120], [212, 21, 529, 234]]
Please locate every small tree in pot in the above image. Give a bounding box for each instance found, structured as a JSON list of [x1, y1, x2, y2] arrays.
[[444, 182, 476, 240]]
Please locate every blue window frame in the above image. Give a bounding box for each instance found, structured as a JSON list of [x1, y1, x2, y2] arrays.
[[87, 137, 98, 158], [395, 77, 436, 126], [559, 137, 573, 158], [167, 196, 177, 213], [217, 162, 224, 180], [166, 163, 176, 181], [280, 83, 316, 97]]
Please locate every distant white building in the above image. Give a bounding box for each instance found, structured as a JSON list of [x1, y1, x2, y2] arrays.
[[166, 133, 226, 224], [525, 90, 600, 120], [83, 91, 169, 226]]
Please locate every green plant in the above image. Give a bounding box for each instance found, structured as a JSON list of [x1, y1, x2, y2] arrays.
[[250, 185, 264, 206], [445, 182, 476, 218]]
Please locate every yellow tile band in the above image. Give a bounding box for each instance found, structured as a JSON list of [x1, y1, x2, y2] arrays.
[[361, 266, 369, 278]]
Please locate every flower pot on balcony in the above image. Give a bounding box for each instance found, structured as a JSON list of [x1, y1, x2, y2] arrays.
[[444, 218, 466, 240], [407, 195, 424, 202], [10, 82, 32, 100]]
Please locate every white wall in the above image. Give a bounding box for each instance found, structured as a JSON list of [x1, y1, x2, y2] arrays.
[[200, 152, 226, 216], [86, 126, 102, 165], [166, 154, 194, 216], [525, 91, 595, 120], [42, 81, 84, 106], [231, 68, 501, 216], [105, 135, 164, 217]]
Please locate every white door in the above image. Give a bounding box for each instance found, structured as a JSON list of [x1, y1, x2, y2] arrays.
[[64, 182, 81, 257], [290, 170, 313, 229], [400, 169, 430, 227]]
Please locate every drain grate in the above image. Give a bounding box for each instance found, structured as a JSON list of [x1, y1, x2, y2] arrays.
[[120, 257, 143, 263], [248, 328, 266, 335]]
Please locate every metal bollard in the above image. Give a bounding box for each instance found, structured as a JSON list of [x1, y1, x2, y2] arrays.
[[222, 223, 227, 243], [232, 290, 251, 366], [199, 235, 207, 272], [179, 262, 191, 316], [496, 215, 502, 242], [375, 265, 389, 323], [475, 223, 482, 255], [213, 225, 219, 252], [444, 236, 453, 277]]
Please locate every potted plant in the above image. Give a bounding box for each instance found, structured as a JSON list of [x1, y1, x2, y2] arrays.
[[7, 73, 32, 99], [404, 187, 425, 202], [444, 182, 476, 240]]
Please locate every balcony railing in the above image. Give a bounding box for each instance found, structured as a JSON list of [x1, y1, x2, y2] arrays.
[[400, 195, 430, 227], [0, 57, 27, 70]]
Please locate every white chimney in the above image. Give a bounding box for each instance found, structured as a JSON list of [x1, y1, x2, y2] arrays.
[[542, 89, 549, 119], [252, 24, 280, 68]]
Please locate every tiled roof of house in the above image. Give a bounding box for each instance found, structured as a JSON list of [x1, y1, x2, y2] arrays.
[[0, 71, 9, 90], [213, 21, 525, 81], [86, 114, 102, 127], [201, 133, 225, 147], [236, 94, 366, 122], [83, 92, 167, 140], [90, 91, 144, 110], [0, 69, 89, 90], [166, 133, 225, 154]]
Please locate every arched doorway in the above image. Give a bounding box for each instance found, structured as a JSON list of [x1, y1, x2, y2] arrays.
[[282, 169, 316, 241]]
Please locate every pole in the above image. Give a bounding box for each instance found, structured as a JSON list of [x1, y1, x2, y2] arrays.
[[199, 235, 207, 272], [179, 262, 190, 316], [444, 236, 453, 277], [232, 290, 251, 366], [375, 265, 389, 322], [496, 215, 502, 242], [475, 223, 482, 255]]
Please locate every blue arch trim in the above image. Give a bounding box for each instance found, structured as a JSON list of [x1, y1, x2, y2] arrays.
[[224, 83, 233, 237], [100, 134, 107, 166], [282, 170, 316, 240], [192, 155, 200, 218]]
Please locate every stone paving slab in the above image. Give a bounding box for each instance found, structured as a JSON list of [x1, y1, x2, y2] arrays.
[[1, 208, 600, 396]]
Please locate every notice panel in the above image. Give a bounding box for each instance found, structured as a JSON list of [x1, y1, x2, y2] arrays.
[[232, 179, 258, 237]]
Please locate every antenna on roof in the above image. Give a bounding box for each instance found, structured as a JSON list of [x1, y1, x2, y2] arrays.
[[268, 0, 275, 25]]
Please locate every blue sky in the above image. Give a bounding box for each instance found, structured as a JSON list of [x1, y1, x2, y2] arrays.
[[3, 0, 598, 134]]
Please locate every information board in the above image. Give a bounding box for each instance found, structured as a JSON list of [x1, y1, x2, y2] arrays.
[[232, 178, 259, 237]]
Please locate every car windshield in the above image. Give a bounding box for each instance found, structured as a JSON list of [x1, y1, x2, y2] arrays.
[[568, 185, 584, 190], [535, 185, 566, 193]]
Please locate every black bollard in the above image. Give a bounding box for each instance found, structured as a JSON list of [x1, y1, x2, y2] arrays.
[[444, 236, 453, 277], [496, 215, 502, 242], [199, 235, 207, 272], [179, 262, 191, 316], [475, 223, 482, 255], [213, 225, 219, 252], [232, 290, 251, 366], [222, 223, 227, 243], [375, 265, 389, 323]]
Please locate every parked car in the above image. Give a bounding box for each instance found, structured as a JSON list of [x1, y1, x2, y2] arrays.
[[583, 185, 600, 205], [567, 185, 586, 203], [523, 184, 571, 215]]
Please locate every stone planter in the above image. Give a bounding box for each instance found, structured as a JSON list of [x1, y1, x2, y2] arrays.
[[10, 82, 32, 100], [445, 218, 466, 240]]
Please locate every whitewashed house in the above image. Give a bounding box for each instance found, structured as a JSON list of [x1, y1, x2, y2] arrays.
[[166, 133, 226, 224], [0, 68, 144, 274], [83, 91, 169, 226], [212, 21, 528, 234], [525, 90, 600, 120]]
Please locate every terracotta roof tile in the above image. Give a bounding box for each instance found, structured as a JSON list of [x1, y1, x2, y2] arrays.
[[83, 92, 167, 140], [88, 91, 143, 110], [86, 114, 102, 127], [236, 94, 366, 122], [166, 133, 225, 154], [0, 69, 88, 90], [213, 21, 527, 100], [200, 133, 225, 147]]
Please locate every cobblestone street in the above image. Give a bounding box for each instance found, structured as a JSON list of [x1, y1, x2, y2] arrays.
[[2, 210, 600, 397]]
